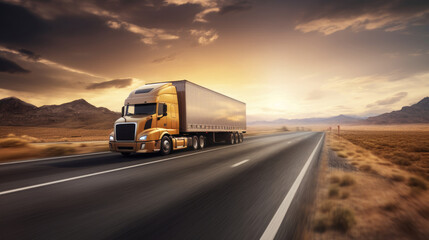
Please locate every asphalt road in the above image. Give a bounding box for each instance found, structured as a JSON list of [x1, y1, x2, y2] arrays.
[[0, 132, 324, 240]]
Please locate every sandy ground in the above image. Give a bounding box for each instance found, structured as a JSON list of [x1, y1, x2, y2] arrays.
[[307, 131, 429, 239]]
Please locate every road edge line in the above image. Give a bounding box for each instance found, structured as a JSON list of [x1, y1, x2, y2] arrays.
[[260, 133, 325, 240]]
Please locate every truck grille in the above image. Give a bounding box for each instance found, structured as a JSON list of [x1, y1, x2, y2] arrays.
[[116, 124, 136, 141]]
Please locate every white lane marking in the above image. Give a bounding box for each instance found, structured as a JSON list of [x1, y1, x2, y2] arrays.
[[0, 132, 315, 196], [0, 132, 307, 167], [231, 159, 250, 168], [0, 151, 112, 166], [260, 134, 324, 240], [0, 143, 251, 196]]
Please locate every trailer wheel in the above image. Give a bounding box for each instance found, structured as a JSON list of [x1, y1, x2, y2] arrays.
[[227, 133, 234, 145], [198, 135, 205, 149], [239, 133, 244, 143], [233, 132, 239, 144], [160, 136, 172, 155], [192, 135, 199, 150]]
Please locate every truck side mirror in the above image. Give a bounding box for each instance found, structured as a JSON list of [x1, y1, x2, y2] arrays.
[[163, 104, 167, 116], [121, 106, 124, 117]]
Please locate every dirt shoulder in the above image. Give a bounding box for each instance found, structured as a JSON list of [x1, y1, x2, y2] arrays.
[[307, 131, 429, 239]]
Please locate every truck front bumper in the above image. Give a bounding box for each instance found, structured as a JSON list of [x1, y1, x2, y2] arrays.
[[109, 140, 160, 153]]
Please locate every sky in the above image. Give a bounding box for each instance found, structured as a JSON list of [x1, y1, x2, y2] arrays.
[[0, 0, 428, 122]]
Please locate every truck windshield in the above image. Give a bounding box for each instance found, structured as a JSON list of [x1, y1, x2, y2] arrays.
[[126, 103, 156, 116]]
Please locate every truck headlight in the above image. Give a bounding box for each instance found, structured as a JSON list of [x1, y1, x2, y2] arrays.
[[109, 135, 114, 141], [139, 135, 147, 141]]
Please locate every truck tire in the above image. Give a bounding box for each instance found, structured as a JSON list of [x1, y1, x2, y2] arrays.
[[199, 135, 205, 149], [239, 133, 244, 143], [227, 133, 234, 145], [192, 135, 199, 150], [160, 135, 172, 155], [233, 132, 238, 144]]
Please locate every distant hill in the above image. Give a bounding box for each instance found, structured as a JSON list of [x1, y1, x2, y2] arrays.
[[249, 97, 429, 126], [0, 97, 120, 129], [249, 114, 364, 126], [366, 97, 429, 124]]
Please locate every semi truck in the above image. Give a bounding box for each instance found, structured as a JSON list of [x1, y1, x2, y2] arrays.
[[109, 80, 246, 156]]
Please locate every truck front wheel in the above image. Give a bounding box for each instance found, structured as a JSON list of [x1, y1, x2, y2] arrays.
[[160, 136, 172, 155]]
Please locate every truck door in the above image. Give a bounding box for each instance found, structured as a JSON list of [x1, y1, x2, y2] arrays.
[[171, 104, 177, 129], [157, 103, 167, 129]]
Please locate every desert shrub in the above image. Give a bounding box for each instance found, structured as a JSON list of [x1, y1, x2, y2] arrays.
[[408, 145, 429, 152], [20, 135, 42, 143], [331, 147, 341, 152], [0, 138, 29, 148], [359, 164, 372, 172], [381, 202, 398, 212], [80, 143, 88, 147], [337, 152, 347, 158], [44, 146, 76, 157], [356, 149, 364, 153], [393, 158, 412, 166], [313, 217, 328, 233], [408, 177, 427, 190], [329, 175, 340, 184], [346, 152, 355, 156], [417, 207, 429, 219], [391, 174, 405, 182], [320, 201, 333, 213], [340, 175, 355, 187], [394, 216, 417, 236], [7, 133, 16, 137], [331, 207, 355, 232], [329, 186, 339, 198], [390, 152, 420, 165], [341, 191, 350, 199]]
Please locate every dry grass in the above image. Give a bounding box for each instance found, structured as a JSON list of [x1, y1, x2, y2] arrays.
[[309, 129, 429, 240], [340, 130, 429, 180], [0, 134, 109, 163], [0, 126, 112, 142]]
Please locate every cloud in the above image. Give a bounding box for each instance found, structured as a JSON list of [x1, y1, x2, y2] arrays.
[[219, 0, 252, 15], [86, 78, 133, 90], [106, 20, 179, 44], [152, 54, 176, 63], [165, 0, 216, 8], [366, 92, 408, 108], [194, 7, 220, 22], [0, 56, 30, 73], [16, 48, 41, 61], [295, 0, 429, 35], [190, 29, 219, 45]]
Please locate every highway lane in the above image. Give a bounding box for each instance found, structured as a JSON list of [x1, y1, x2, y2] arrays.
[[0, 132, 324, 240]]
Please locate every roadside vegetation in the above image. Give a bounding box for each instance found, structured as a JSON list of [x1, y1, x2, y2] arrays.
[[0, 134, 109, 163], [309, 129, 429, 239]]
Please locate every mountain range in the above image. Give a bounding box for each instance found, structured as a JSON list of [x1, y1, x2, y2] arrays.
[[0, 97, 120, 129], [0, 96, 428, 128], [249, 97, 429, 126]]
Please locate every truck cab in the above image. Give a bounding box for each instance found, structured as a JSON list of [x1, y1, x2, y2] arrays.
[[109, 83, 180, 155]]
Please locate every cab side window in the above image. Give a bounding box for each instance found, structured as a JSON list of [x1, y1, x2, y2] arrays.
[[158, 103, 164, 116]]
